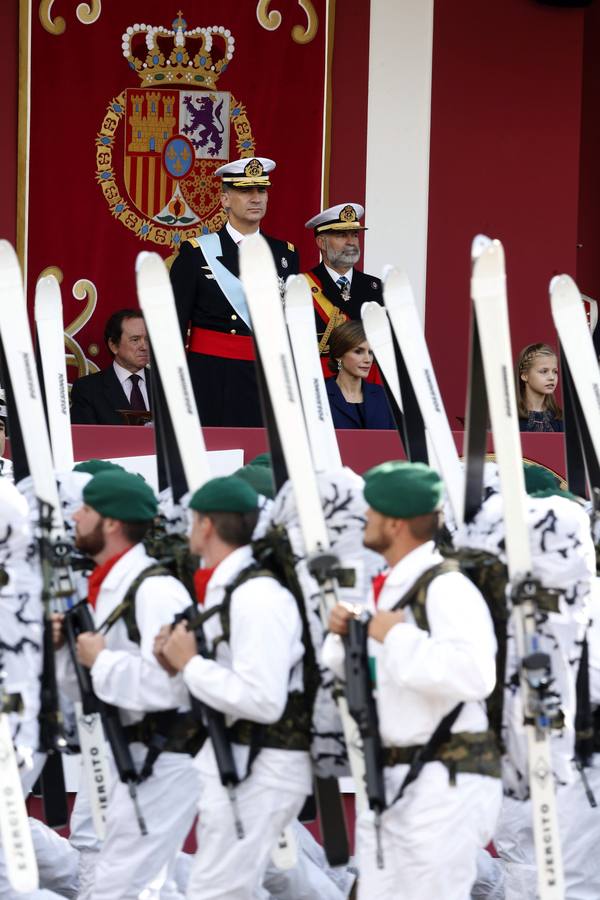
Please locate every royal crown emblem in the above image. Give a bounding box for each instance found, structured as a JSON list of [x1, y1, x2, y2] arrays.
[[339, 205, 357, 223], [95, 11, 256, 251]]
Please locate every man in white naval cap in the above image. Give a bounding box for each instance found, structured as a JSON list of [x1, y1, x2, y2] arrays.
[[303, 203, 382, 373], [170, 156, 298, 427]]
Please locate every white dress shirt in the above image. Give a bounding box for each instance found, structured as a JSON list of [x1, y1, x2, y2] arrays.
[[112, 361, 149, 410], [324, 264, 354, 287], [225, 221, 259, 246]]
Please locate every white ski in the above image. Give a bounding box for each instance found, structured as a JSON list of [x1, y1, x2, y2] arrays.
[[360, 301, 404, 413], [284, 275, 342, 473], [550, 274, 600, 465], [135, 249, 297, 868], [0, 240, 110, 843], [136, 252, 211, 492], [471, 239, 564, 899], [240, 233, 368, 813], [34, 275, 74, 472]]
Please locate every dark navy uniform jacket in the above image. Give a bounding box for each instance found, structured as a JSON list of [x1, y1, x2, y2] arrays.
[[169, 225, 298, 426], [326, 378, 395, 430]]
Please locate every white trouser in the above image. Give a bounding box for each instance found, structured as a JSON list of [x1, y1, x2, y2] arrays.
[[0, 818, 79, 900], [90, 748, 199, 900], [263, 819, 351, 899], [494, 762, 600, 900], [357, 762, 502, 900], [186, 774, 307, 899]]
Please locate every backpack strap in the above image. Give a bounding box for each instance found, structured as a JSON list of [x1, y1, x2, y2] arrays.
[[390, 559, 461, 629], [97, 563, 171, 644]]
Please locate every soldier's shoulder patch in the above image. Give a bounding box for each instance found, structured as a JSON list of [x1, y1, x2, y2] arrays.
[[187, 237, 201, 249], [287, 241, 295, 252]]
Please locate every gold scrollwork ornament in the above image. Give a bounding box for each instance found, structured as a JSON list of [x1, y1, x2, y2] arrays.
[[256, 0, 318, 44]]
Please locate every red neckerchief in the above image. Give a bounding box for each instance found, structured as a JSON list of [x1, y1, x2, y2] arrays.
[[372, 571, 389, 608], [193, 567, 215, 606], [87, 549, 129, 609]]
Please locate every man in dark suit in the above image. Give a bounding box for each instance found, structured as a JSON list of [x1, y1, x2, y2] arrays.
[[302, 203, 382, 375], [70, 309, 151, 425], [170, 156, 298, 427]]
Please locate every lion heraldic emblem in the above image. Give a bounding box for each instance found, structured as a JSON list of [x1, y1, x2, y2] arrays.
[[95, 11, 257, 249]]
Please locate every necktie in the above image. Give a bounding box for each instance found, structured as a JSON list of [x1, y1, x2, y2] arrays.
[[129, 373, 146, 411], [336, 275, 350, 302], [372, 571, 389, 608]]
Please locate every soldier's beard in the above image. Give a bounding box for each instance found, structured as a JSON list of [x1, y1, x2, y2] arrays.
[[75, 521, 106, 557], [327, 245, 360, 269], [363, 529, 392, 555]]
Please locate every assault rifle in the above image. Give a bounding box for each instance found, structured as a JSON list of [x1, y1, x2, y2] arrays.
[[175, 605, 244, 839], [63, 600, 148, 835], [343, 609, 386, 868]]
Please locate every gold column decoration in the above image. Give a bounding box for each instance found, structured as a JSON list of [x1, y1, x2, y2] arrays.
[[292, 1, 318, 44], [65, 279, 100, 378], [76, 1, 102, 25], [38, 0, 66, 35], [257, 0, 318, 43]]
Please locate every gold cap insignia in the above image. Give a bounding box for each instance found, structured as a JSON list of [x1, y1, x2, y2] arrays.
[[339, 205, 357, 223], [244, 158, 264, 178]]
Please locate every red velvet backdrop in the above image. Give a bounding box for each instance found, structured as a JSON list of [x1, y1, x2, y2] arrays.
[[425, 0, 585, 424], [26, 1, 329, 376]]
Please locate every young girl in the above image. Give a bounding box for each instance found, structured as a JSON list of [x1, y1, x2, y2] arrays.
[[516, 342, 564, 432]]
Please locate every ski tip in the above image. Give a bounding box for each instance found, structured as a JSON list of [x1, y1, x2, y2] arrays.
[[471, 238, 505, 282], [135, 250, 161, 274], [549, 273, 580, 311], [34, 275, 62, 319], [471, 234, 492, 261], [239, 232, 279, 293], [283, 273, 312, 308], [0, 240, 22, 285]]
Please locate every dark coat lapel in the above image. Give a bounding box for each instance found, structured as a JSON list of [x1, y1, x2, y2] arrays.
[[216, 225, 240, 278], [102, 366, 130, 411]]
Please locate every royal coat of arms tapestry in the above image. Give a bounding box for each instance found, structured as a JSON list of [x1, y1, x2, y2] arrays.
[[25, 1, 331, 377]]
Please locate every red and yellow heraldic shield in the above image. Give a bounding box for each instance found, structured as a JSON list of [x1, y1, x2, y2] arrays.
[[26, 3, 330, 377]]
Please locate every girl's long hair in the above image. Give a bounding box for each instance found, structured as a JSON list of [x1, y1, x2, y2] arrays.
[[515, 343, 563, 420]]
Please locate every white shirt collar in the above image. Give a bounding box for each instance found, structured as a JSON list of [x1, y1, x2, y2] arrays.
[[226, 221, 259, 246], [385, 541, 442, 587], [324, 264, 353, 286], [207, 544, 254, 591], [113, 360, 147, 385]]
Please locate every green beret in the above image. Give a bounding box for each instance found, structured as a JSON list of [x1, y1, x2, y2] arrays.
[[234, 465, 275, 500], [74, 459, 124, 476], [189, 475, 259, 514], [249, 453, 272, 469], [523, 463, 560, 496], [363, 461, 443, 518], [83, 470, 157, 521]]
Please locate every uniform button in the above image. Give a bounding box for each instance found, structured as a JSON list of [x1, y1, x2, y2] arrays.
[[230, 329, 237, 334], [231, 314, 238, 320]]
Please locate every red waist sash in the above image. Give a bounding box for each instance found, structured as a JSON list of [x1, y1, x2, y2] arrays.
[[188, 327, 255, 361]]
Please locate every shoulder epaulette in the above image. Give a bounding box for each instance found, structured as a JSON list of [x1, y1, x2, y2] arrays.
[[187, 237, 200, 249], [287, 241, 295, 252]]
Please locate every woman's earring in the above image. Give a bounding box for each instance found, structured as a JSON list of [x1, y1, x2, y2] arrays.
[[337, 360, 342, 371]]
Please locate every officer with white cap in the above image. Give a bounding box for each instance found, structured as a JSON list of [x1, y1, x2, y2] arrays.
[[170, 156, 298, 427], [302, 203, 382, 369]]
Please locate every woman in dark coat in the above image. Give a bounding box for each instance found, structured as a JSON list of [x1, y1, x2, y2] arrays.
[[325, 321, 395, 429]]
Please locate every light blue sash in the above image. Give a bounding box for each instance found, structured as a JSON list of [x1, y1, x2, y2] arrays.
[[198, 233, 251, 329]]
